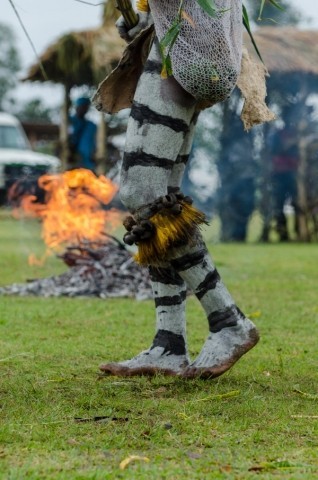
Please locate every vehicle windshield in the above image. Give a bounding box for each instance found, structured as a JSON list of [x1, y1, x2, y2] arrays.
[[0, 125, 29, 150]]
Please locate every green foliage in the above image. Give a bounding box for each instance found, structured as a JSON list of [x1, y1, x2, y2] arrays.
[[159, 1, 185, 77], [0, 22, 21, 109], [243, 5, 264, 63], [243, 0, 286, 63], [1, 211, 318, 478], [245, 0, 303, 25], [15, 98, 57, 123], [196, 0, 217, 17]]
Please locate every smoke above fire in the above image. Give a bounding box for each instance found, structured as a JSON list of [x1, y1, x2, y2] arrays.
[[10, 169, 121, 256]]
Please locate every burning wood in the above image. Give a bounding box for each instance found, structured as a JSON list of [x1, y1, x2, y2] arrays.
[[0, 235, 153, 300], [3, 169, 153, 299]]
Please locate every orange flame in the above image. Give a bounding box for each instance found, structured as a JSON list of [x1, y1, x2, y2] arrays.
[[28, 250, 53, 266], [13, 169, 121, 255]]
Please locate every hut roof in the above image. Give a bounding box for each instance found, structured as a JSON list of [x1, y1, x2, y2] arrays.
[[23, 24, 125, 86], [245, 27, 318, 75]]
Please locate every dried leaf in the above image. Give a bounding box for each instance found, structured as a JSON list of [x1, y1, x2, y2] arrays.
[[155, 386, 167, 395], [193, 390, 240, 402], [291, 415, 318, 419], [160, 63, 169, 79], [220, 465, 232, 473], [293, 388, 318, 400], [67, 438, 79, 445], [247, 310, 262, 319], [237, 47, 276, 130], [187, 452, 202, 459], [181, 10, 196, 27], [0, 352, 32, 362], [119, 455, 150, 470], [249, 461, 306, 472]]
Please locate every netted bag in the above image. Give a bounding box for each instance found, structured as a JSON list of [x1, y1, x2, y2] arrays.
[[149, 0, 242, 105]]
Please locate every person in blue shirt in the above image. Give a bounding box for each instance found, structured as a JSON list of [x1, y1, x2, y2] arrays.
[[68, 97, 97, 171]]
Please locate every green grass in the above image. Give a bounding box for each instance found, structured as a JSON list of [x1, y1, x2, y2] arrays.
[[1, 208, 318, 479]]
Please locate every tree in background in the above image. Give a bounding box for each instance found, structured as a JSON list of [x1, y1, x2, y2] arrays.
[[182, 108, 222, 217], [0, 22, 21, 110], [15, 98, 57, 123], [217, 95, 258, 241], [214, 0, 307, 242]]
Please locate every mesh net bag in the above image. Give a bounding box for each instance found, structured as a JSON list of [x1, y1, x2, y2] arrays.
[[149, 0, 242, 105]]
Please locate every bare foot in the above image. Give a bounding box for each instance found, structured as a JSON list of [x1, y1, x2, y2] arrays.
[[100, 329, 190, 377], [180, 318, 259, 379], [99, 347, 189, 377]]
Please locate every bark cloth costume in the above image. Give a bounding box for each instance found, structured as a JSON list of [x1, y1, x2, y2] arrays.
[[94, 0, 275, 378]]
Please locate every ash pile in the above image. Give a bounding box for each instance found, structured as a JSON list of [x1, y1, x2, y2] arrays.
[[0, 235, 153, 300]]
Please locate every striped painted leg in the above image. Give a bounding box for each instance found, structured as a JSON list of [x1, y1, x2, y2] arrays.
[[99, 266, 189, 376], [119, 39, 197, 212], [99, 39, 198, 377], [170, 240, 259, 379]]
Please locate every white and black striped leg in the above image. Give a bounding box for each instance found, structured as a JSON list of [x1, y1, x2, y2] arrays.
[[119, 39, 197, 212], [128, 115, 198, 373], [170, 239, 259, 379], [168, 112, 199, 192], [141, 119, 197, 371], [99, 266, 189, 376], [149, 266, 190, 367], [100, 40, 197, 377]]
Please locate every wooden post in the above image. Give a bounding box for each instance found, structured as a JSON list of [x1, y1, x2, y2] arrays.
[[297, 134, 310, 241], [95, 112, 108, 174], [59, 84, 71, 171]]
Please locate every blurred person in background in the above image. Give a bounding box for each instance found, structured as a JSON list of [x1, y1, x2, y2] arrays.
[[217, 120, 257, 242], [269, 120, 299, 241], [68, 96, 97, 171]]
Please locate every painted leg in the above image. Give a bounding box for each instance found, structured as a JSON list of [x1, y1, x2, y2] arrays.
[[100, 266, 189, 376], [100, 40, 197, 376], [167, 112, 199, 193], [169, 237, 259, 379], [119, 39, 197, 213]]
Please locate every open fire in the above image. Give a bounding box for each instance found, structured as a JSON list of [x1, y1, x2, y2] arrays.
[[10, 168, 121, 254], [2, 169, 153, 299]]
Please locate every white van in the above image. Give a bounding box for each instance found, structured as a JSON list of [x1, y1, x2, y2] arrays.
[[0, 112, 61, 204]]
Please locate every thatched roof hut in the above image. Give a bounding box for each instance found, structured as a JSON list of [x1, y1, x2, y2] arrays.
[[24, 27, 125, 86], [23, 25, 125, 86], [245, 27, 318, 76], [24, 2, 125, 86]]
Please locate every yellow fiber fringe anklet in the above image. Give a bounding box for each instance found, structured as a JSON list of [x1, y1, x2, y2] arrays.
[[134, 201, 208, 266], [136, 0, 149, 13]]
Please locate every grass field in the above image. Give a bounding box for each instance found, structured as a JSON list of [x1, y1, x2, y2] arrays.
[[0, 208, 318, 479]]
